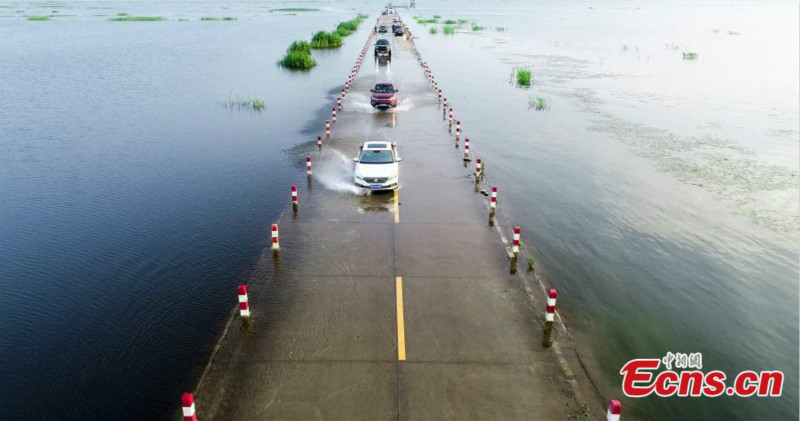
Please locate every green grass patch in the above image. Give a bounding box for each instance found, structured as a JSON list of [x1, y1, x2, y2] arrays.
[[417, 18, 438, 24], [310, 30, 342, 49], [27, 15, 50, 20], [433, 14, 441, 18], [442, 25, 455, 35], [457, 19, 468, 24], [270, 7, 319, 12], [471, 25, 485, 31], [528, 96, 548, 111], [288, 40, 311, 54], [200, 16, 236, 21], [109, 16, 163, 21], [117, 13, 127, 16], [516, 69, 532, 86], [221, 94, 266, 112], [429, 27, 438, 34], [527, 256, 536, 272], [682, 51, 698, 60], [443, 19, 457, 24], [279, 50, 316, 69], [278, 13, 364, 70]]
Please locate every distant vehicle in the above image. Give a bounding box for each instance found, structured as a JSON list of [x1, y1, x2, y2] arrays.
[[374, 39, 391, 58], [370, 81, 398, 108], [378, 25, 388, 33], [393, 26, 404, 36], [353, 141, 401, 191]]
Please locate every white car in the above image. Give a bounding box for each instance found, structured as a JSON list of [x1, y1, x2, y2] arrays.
[[353, 141, 401, 190]]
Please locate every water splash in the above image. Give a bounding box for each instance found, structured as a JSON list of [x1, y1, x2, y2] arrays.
[[345, 95, 415, 114], [316, 148, 366, 195]]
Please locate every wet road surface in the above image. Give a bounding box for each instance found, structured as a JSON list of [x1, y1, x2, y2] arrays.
[[190, 14, 602, 421]]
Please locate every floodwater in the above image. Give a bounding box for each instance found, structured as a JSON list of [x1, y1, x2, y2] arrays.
[[0, 1, 797, 420]]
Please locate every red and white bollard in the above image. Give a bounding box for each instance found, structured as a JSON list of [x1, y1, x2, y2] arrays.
[[181, 392, 197, 421], [476, 158, 482, 179], [291, 185, 298, 213], [338, 96, 342, 109], [464, 138, 471, 159], [271, 224, 280, 252], [317, 135, 322, 150], [488, 186, 498, 226], [306, 156, 312, 175], [543, 288, 558, 346], [512, 227, 521, 256], [238, 285, 250, 318], [332, 107, 337, 123], [456, 120, 461, 141], [546, 288, 557, 322], [325, 120, 331, 137], [607, 400, 621, 421]]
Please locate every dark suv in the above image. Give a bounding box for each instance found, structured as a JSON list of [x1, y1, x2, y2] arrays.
[[370, 81, 398, 109], [374, 39, 391, 59]]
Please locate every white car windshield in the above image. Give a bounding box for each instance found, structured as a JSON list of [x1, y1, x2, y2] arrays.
[[359, 150, 394, 164]]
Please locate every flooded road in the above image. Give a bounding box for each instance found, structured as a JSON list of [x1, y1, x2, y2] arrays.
[[0, 1, 797, 420]]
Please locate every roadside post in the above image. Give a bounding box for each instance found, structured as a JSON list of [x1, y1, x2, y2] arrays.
[[542, 288, 557, 347]]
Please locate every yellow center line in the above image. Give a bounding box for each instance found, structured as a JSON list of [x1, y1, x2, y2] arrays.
[[396, 276, 406, 361], [393, 189, 400, 224]]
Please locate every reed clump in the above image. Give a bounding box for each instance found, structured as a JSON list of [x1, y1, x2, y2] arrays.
[[279, 41, 316, 69], [310, 31, 342, 49], [443, 25, 455, 35], [221, 94, 266, 112], [528, 96, 548, 111], [516, 69, 532, 86]]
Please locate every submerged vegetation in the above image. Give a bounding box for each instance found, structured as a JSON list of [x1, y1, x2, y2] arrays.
[[442, 25, 455, 35], [471, 24, 485, 31], [310, 30, 342, 49], [109, 15, 163, 21], [496, 27, 506, 31], [429, 27, 438, 34], [278, 14, 366, 70], [528, 96, 549, 111], [280, 41, 316, 69], [220, 94, 266, 112], [270, 7, 319, 12], [516, 69, 532, 87], [27, 15, 51, 20], [200, 16, 237, 21], [682, 51, 698, 60], [311, 14, 367, 47]]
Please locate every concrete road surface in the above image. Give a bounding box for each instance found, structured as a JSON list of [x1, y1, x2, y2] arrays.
[[190, 13, 603, 421]]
